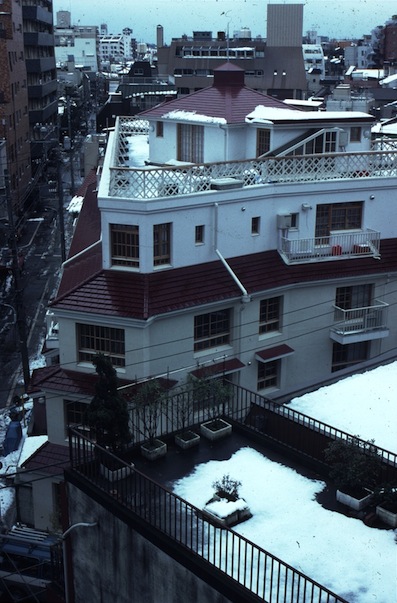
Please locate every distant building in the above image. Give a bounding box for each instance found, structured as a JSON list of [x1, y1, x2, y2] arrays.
[[157, 3, 307, 99], [99, 28, 136, 67], [54, 11, 99, 73]]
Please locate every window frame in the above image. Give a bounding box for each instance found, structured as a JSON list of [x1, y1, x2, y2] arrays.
[[156, 121, 163, 137], [257, 359, 280, 390], [331, 341, 369, 372], [77, 323, 125, 367], [259, 297, 281, 335], [315, 202, 363, 239], [194, 309, 231, 352], [350, 127, 361, 143], [153, 222, 171, 266], [256, 128, 270, 157], [110, 224, 139, 268], [251, 216, 260, 235], [177, 123, 204, 163], [195, 224, 205, 244]]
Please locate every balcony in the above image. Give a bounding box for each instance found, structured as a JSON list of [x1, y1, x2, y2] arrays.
[[330, 300, 389, 344], [279, 229, 381, 265]]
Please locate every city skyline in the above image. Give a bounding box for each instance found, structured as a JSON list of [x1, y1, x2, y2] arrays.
[[52, 0, 396, 44]]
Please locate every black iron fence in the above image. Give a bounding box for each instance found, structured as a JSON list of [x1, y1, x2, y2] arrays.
[[69, 428, 349, 603]]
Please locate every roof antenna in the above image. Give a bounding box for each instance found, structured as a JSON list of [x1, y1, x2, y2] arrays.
[[221, 11, 231, 61]]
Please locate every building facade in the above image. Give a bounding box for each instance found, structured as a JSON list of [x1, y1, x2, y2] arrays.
[[29, 63, 397, 456]]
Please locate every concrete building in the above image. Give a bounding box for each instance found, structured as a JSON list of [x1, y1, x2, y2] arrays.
[[99, 28, 136, 68], [0, 0, 32, 213], [54, 11, 99, 73], [156, 3, 307, 99]]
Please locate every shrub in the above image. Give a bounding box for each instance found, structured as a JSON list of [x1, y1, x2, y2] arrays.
[[212, 474, 241, 502]]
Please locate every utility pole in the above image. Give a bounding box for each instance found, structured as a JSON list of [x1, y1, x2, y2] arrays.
[[4, 170, 30, 392], [57, 148, 66, 263]]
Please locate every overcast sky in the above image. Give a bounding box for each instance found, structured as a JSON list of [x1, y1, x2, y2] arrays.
[[52, 0, 396, 44]]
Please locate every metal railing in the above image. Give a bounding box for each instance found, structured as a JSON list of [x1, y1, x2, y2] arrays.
[[331, 300, 389, 337], [69, 429, 349, 603], [279, 229, 381, 264]]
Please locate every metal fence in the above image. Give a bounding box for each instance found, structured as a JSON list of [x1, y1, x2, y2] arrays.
[[69, 428, 349, 603]]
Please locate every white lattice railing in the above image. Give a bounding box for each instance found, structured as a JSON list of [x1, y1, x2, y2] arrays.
[[279, 229, 381, 264], [109, 150, 397, 199]]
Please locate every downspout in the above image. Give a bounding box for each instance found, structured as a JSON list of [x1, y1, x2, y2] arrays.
[[213, 203, 250, 303]]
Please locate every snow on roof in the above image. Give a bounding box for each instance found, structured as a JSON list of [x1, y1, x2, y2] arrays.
[[18, 436, 48, 467], [381, 73, 397, 85], [246, 105, 373, 123], [162, 109, 227, 125], [67, 196, 84, 214], [289, 360, 397, 451]]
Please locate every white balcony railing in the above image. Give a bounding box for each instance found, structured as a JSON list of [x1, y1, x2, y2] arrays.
[[109, 120, 397, 199], [330, 300, 389, 339], [279, 229, 381, 264]]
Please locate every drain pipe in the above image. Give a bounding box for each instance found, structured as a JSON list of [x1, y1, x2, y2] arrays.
[[213, 203, 251, 303], [215, 248, 251, 303]]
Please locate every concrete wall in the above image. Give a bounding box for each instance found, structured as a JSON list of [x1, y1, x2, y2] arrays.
[[67, 482, 234, 603]]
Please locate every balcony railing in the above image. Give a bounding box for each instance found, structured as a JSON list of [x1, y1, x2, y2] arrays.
[[330, 300, 389, 342], [279, 229, 381, 264], [108, 120, 397, 199]]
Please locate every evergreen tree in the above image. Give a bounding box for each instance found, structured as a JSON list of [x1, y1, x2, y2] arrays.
[[86, 354, 130, 451]]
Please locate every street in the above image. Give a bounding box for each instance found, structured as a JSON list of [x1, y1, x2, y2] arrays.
[[0, 154, 79, 409]]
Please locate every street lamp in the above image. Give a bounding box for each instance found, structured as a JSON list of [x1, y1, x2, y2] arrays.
[[62, 521, 98, 603]]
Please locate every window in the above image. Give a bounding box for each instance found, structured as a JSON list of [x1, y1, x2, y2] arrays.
[[177, 124, 204, 163], [256, 129, 270, 156], [194, 309, 231, 352], [335, 284, 372, 310], [315, 202, 362, 239], [110, 224, 139, 267], [332, 342, 369, 372], [257, 359, 279, 389], [156, 121, 163, 137], [77, 324, 125, 367], [153, 223, 171, 266], [350, 127, 361, 143], [251, 217, 260, 235], [259, 297, 281, 334], [64, 400, 89, 435], [195, 224, 204, 244]]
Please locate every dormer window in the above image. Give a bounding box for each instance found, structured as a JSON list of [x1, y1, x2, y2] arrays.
[[110, 224, 139, 267], [350, 127, 361, 143]]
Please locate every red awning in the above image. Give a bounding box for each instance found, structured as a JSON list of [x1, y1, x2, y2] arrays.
[[191, 358, 245, 378], [255, 344, 294, 363]]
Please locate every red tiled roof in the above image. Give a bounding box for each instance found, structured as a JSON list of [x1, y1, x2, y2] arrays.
[[21, 441, 70, 476], [51, 238, 397, 320], [139, 62, 291, 125]]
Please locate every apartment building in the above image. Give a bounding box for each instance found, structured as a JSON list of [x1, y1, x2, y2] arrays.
[[157, 3, 307, 98], [0, 0, 31, 213]]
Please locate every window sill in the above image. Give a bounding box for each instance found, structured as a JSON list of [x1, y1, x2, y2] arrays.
[[258, 330, 281, 341], [193, 344, 232, 359]]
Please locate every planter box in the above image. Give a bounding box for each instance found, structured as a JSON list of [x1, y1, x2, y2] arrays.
[[175, 431, 200, 450], [202, 496, 251, 527], [336, 489, 372, 511], [376, 505, 397, 528], [141, 439, 167, 461], [100, 463, 134, 481], [200, 419, 232, 441]]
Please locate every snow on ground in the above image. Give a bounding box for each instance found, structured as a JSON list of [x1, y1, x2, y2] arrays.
[[288, 361, 397, 452], [173, 447, 396, 603]]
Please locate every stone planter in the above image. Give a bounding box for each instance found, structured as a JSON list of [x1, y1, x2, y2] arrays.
[[141, 439, 167, 461], [202, 495, 251, 527], [200, 419, 232, 441], [336, 489, 372, 511], [100, 462, 134, 481], [175, 431, 200, 450], [376, 505, 397, 528]]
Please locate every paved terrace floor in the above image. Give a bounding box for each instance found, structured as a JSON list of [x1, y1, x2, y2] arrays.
[[126, 428, 386, 527]]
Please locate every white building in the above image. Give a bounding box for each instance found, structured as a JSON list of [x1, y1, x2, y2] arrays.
[[54, 15, 99, 72], [27, 63, 397, 528]]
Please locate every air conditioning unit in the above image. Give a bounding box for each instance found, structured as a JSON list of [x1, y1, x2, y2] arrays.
[[277, 214, 292, 229]]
